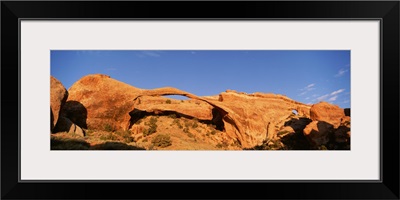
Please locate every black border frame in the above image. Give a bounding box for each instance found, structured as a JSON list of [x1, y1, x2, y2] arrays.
[[2, 1, 399, 199]]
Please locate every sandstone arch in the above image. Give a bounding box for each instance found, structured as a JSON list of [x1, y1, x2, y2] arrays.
[[63, 74, 312, 148], [131, 87, 312, 148]]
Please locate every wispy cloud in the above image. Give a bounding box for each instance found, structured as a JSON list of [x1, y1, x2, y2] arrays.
[[298, 83, 316, 96], [328, 96, 338, 101], [317, 94, 330, 101], [335, 68, 349, 77], [330, 89, 345, 96], [299, 91, 307, 96], [306, 83, 315, 88], [315, 89, 345, 103], [76, 50, 102, 56], [135, 51, 161, 58]]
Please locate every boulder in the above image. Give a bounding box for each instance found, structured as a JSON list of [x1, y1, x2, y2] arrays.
[[53, 116, 85, 137], [310, 102, 345, 128], [50, 76, 68, 132], [303, 121, 334, 146], [62, 74, 141, 131]]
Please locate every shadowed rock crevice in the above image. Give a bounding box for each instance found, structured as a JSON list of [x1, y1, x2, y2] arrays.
[[128, 108, 225, 131], [60, 101, 88, 129], [211, 108, 225, 131], [280, 131, 311, 150], [50, 107, 54, 131], [284, 117, 312, 132]]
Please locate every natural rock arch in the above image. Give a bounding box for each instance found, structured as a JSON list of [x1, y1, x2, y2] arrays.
[[130, 87, 312, 148]]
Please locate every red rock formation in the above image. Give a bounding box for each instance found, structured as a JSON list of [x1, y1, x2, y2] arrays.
[[50, 76, 68, 132], [134, 96, 213, 121], [62, 74, 321, 148], [310, 102, 345, 128], [133, 88, 312, 148], [62, 74, 142, 130], [53, 74, 350, 150], [63, 74, 214, 131]]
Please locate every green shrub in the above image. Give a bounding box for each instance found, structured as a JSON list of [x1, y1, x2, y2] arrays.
[[172, 118, 183, 129], [192, 120, 198, 128], [319, 145, 328, 150], [104, 124, 114, 132], [210, 130, 217, 135], [100, 132, 117, 141], [115, 130, 134, 143], [166, 99, 172, 104], [151, 134, 172, 148], [143, 126, 157, 137], [143, 117, 158, 136], [184, 121, 191, 128], [183, 127, 190, 133], [216, 141, 229, 149], [149, 117, 158, 125]]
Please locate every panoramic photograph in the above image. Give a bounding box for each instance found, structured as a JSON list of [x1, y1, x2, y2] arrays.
[[50, 50, 351, 150]]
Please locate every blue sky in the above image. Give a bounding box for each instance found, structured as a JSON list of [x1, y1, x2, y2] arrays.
[[51, 50, 350, 108]]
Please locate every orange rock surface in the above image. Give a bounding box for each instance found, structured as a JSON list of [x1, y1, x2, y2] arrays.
[[50, 76, 68, 132]]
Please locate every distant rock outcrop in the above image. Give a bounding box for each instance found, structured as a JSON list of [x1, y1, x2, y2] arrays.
[[50, 76, 68, 132], [310, 102, 345, 128]]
